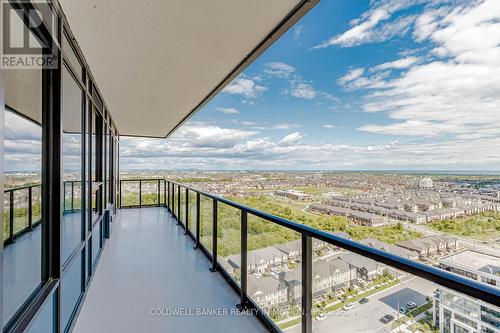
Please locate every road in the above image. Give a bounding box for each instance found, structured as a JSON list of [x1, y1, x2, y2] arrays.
[[285, 276, 436, 333]]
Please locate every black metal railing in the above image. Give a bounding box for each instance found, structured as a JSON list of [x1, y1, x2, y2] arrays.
[[122, 178, 500, 332], [3, 184, 42, 245], [119, 178, 164, 208], [3, 181, 84, 246]]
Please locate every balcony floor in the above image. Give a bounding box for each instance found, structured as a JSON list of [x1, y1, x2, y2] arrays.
[[73, 207, 268, 333]]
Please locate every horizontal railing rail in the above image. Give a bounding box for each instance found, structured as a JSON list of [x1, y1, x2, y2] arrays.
[[3, 184, 42, 245], [3, 181, 82, 246], [119, 178, 165, 209], [100, 178, 500, 332]]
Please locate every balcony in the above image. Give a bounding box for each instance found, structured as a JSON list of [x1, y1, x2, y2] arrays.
[[73, 207, 268, 333], [73, 179, 500, 332], [2, 1, 500, 333]]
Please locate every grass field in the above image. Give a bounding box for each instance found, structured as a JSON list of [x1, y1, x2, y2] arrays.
[[428, 211, 500, 241]]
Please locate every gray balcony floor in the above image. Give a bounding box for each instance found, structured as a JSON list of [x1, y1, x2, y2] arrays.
[[73, 207, 268, 333]]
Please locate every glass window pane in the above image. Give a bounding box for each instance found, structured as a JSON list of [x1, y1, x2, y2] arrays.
[[92, 222, 101, 265], [60, 253, 83, 331], [62, 33, 83, 80], [26, 293, 55, 333], [3, 6, 43, 324], [61, 65, 83, 265]]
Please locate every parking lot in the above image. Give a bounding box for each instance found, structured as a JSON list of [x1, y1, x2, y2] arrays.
[[286, 276, 436, 333]]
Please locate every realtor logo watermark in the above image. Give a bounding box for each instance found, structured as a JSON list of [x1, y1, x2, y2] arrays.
[[1, 0, 58, 69]]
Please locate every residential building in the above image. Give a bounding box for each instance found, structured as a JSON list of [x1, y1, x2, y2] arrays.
[[434, 251, 500, 333]]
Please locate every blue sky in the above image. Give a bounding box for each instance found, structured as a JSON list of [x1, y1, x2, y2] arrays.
[[5, 0, 500, 171]]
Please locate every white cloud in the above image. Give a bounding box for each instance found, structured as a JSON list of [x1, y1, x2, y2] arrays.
[[293, 25, 303, 40], [290, 82, 316, 99], [353, 0, 500, 140], [279, 132, 303, 146], [223, 77, 267, 98], [216, 107, 240, 114], [370, 56, 421, 71], [322, 124, 336, 129], [338, 68, 365, 85], [171, 123, 258, 148], [264, 62, 296, 78], [314, 1, 420, 48]]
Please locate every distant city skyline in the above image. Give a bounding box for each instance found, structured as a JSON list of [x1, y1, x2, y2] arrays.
[[5, 0, 500, 171]]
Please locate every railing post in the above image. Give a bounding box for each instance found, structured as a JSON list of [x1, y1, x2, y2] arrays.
[[139, 180, 142, 208], [301, 234, 312, 333], [71, 181, 74, 212], [177, 185, 181, 225], [163, 180, 167, 208], [28, 186, 33, 230], [194, 192, 200, 250], [185, 188, 189, 235], [63, 181, 66, 212], [237, 210, 248, 310], [157, 179, 160, 207], [210, 199, 218, 272], [166, 181, 170, 211], [9, 190, 14, 243]]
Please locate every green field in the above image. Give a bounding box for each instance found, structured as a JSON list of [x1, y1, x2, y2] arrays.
[[428, 211, 500, 240]]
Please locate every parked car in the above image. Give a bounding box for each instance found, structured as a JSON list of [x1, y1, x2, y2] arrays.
[[271, 267, 280, 273], [380, 314, 395, 324], [359, 298, 369, 304], [406, 302, 417, 310], [315, 313, 327, 321], [342, 303, 354, 311], [399, 307, 408, 314]]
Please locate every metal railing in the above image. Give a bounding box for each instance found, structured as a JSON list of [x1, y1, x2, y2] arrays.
[[3, 181, 83, 246], [3, 184, 42, 245], [122, 178, 500, 332], [119, 178, 165, 208]]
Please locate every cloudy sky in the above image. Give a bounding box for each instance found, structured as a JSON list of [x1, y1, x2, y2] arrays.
[[5, 0, 500, 171]]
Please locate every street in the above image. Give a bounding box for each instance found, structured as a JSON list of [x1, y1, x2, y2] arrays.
[[285, 276, 436, 333]]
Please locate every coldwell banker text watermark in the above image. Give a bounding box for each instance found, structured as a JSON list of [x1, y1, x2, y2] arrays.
[[1, 0, 58, 69]]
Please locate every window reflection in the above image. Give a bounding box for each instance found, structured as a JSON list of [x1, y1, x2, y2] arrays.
[[61, 65, 83, 265]]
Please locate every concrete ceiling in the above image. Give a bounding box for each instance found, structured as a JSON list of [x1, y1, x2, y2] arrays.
[[58, 0, 311, 137]]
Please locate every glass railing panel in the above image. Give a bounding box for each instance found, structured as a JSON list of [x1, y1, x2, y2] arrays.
[[140, 180, 159, 206], [217, 203, 241, 285], [13, 188, 29, 235], [73, 182, 82, 211], [246, 213, 302, 330], [159, 180, 165, 206], [179, 186, 186, 226], [120, 181, 140, 207], [4, 192, 10, 241], [32, 186, 41, 223], [199, 194, 213, 254], [172, 184, 178, 217], [189, 190, 197, 237], [308, 237, 414, 333]]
